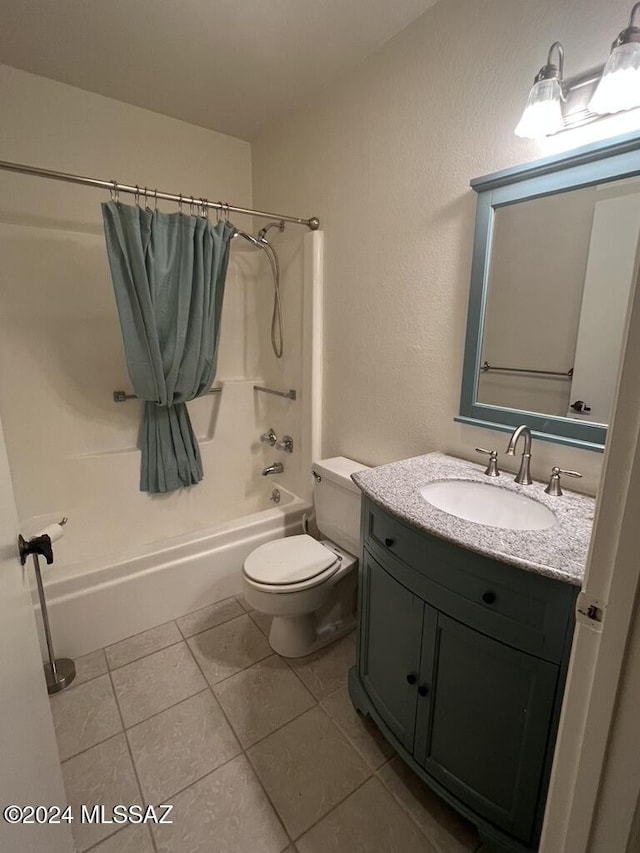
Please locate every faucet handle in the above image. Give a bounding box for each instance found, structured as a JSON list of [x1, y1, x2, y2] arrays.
[[475, 448, 500, 477], [544, 466, 582, 496], [260, 428, 277, 447], [275, 435, 294, 454]]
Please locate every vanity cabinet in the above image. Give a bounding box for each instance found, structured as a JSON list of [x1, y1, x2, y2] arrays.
[[349, 497, 579, 853]]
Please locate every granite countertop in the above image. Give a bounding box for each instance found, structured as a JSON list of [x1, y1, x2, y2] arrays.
[[352, 452, 596, 586]]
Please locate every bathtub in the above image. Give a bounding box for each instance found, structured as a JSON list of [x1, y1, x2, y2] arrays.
[[40, 486, 311, 658]]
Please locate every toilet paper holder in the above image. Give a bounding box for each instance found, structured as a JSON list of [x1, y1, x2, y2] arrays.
[[18, 517, 76, 695], [18, 516, 68, 565]]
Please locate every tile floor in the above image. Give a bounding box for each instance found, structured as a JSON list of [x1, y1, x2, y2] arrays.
[[51, 594, 485, 853]]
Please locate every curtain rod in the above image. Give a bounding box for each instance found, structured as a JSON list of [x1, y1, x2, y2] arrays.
[[0, 159, 320, 230]]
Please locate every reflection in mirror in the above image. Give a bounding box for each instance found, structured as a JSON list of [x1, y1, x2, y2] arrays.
[[478, 178, 640, 427]]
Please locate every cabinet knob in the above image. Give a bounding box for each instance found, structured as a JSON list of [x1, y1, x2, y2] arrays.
[[406, 673, 417, 685], [418, 684, 429, 697], [482, 591, 496, 605], [384, 537, 395, 547]]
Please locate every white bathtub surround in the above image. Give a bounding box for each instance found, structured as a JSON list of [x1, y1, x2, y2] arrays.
[[301, 230, 324, 497], [0, 66, 322, 577], [38, 488, 310, 658]]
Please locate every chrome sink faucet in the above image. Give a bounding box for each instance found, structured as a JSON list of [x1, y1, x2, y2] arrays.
[[506, 425, 533, 485]]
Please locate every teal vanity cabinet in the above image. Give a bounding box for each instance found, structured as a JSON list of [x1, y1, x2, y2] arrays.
[[349, 497, 579, 853]]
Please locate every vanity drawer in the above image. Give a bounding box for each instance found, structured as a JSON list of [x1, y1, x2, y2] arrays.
[[367, 500, 427, 569], [364, 499, 577, 662]]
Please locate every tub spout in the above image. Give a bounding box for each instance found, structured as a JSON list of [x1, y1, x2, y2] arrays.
[[261, 462, 284, 476]]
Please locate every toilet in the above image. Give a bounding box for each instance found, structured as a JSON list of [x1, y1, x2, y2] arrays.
[[242, 456, 369, 657]]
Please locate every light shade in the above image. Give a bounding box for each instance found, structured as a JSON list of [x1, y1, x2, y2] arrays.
[[589, 41, 640, 114], [515, 78, 565, 138]]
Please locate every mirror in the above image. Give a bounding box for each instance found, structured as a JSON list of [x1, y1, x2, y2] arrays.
[[458, 131, 640, 451]]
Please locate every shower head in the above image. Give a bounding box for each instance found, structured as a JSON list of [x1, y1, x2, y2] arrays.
[[256, 220, 285, 243], [231, 224, 284, 359], [233, 229, 260, 247]]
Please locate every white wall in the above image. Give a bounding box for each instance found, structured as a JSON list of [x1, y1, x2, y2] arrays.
[[0, 66, 297, 568], [252, 0, 640, 495]]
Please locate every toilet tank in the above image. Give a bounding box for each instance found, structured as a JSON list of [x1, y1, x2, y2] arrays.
[[312, 457, 370, 556]]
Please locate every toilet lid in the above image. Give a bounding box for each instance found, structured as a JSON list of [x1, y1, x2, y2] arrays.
[[244, 534, 339, 586]]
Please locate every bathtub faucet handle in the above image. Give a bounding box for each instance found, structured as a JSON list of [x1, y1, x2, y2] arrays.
[[275, 435, 293, 454], [260, 428, 278, 447]]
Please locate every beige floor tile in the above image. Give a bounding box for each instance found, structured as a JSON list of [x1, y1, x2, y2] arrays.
[[187, 614, 271, 685], [177, 596, 245, 638], [106, 621, 182, 670], [287, 633, 356, 699], [321, 685, 394, 770], [247, 705, 370, 838], [61, 733, 142, 852], [214, 655, 316, 747], [235, 594, 253, 612], [378, 757, 480, 853], [127, 690, 241, 804], [111, 643, 206, 727], [152, 754, 288, 853], [50, 674, 122, 761], [88, 824, 154, 853], [73, 648, 108, 686], [297, 776, 434, 853], [249, 608, 273, 636]]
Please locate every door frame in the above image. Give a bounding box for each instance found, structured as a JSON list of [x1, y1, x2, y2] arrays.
[[540, 241, 640, 851]]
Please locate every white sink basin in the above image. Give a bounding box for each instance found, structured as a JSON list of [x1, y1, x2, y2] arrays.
[[419, 480, 556, 531]]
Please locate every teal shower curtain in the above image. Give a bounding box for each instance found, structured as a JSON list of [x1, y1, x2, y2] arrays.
[[101, 201, 234, 493]]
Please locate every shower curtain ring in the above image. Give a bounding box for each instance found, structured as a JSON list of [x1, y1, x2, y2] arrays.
[[154, 189, 158, 211], [201, 198, 208, 219], [134, 185, 141, 207], [178, 194, 183, 214], [143, 186, 149, 210], [216, 202, 222, 223], [110, 180, 119, 202]]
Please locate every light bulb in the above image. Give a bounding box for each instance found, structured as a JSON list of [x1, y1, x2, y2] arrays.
[[515, 78, 565, 138], [589, 42, 640, 114]]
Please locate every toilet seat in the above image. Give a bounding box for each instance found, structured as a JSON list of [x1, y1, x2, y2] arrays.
[[243, 534, 341, 591]]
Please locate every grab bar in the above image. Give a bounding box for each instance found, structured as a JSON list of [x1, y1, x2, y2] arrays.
[[253, 385, 297, 400], [113, 387, 222, 403], [480, 361, 573, 379]]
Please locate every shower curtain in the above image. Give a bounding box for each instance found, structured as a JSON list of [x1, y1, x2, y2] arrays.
[[101, 201, 234, 493]]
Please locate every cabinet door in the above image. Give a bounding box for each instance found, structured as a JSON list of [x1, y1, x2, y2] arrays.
[[359, 550, 424, 752], [414, 613, 558, 843]]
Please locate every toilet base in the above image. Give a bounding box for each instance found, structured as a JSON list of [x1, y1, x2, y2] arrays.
[[266, 567, 357, 657], [269, 612, 356, 658], [244, 541, 358, 658]]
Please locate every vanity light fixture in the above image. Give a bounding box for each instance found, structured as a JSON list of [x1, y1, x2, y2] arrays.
[[589, 1, 640, 115], [515, 42, 566, 139], [515, 3, 640, 138]]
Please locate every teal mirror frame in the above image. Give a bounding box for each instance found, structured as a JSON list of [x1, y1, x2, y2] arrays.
[[457, 130, 640, 452]]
